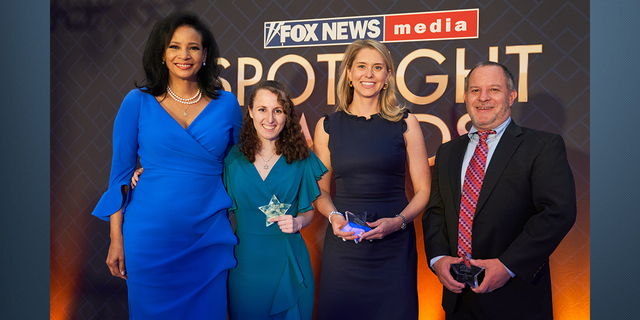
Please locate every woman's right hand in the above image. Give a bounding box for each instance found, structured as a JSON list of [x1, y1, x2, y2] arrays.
[[329, 214, 357, 241], [131, 167, 144, 189], [106, 237, 127, 280]]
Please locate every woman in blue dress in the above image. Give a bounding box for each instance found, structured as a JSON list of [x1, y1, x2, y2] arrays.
[[223, 81, 326, 320], [91, 11, 241, 319]]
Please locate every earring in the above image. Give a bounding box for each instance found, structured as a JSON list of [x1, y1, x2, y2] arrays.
[[349, 80, 353, 87], [203, 62, 206, 66], [162, 61, 165, 65], [383, 83, 388, 90]]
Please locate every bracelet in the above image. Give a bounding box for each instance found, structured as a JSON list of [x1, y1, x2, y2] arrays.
[[328, 211, 344, 224], [396, 213, 406, 230]]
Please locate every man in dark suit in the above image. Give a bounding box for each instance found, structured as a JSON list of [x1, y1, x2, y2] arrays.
[[422, 61, 576, 320]]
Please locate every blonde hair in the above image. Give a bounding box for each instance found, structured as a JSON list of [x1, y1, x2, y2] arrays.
[[335, 39, 405, 122]]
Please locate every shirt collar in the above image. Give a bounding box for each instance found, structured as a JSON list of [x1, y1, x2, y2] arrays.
[[468, 117, 511, 139]]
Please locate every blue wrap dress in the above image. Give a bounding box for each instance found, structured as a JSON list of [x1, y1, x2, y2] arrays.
[[92, 89, 242, 319]]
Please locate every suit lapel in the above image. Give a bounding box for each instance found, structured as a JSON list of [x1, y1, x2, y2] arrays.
[[449, 135, 469, 214], [475, 121, 523, 215]]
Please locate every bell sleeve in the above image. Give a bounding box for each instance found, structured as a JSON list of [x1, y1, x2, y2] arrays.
[[91, 90, 141, 221]]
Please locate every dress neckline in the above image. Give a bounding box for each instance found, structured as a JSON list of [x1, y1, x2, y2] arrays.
[[152, 93, 213, 130], [251, 154, 283, 182], [341, 111, 380, 122]]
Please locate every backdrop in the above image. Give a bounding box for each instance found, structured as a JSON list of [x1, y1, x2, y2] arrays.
[[50, 1, 589, 319]]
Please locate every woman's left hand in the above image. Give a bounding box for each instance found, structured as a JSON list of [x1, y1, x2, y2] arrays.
[[131, 167, 143, 189], [269, 215, 302, 234], [359, 216, 403, 241]]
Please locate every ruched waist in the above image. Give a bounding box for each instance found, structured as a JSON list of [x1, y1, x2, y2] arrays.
[[131, 171, 226, 201], [123, 171, 233, 236]]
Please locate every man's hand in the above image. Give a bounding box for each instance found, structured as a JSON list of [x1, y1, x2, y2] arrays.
[[470, 258, 511, 293], [433, 256, 465, 293]]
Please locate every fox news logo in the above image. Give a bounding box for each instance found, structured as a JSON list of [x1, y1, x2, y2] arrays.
[[265, 16, 383, 48], [264, 9, 479, 49]]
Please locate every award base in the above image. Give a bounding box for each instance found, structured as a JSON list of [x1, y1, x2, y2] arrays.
[[340, 211, 370, 243], [341, 222, 371, 243], [450, 262, 485, 288]]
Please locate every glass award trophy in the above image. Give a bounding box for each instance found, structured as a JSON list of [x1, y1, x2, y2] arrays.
[[340, 211, 371, 243], [450, 254, 485, 288], [258, 195, 291, 227]]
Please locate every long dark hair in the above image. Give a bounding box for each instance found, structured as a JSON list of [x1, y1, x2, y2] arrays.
[[135, 11, 222, 99], [238, 81, 310, 164]]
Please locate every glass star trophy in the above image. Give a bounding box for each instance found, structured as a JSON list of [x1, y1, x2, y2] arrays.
[[340, 211, 371, 243], [258, 195, 291, 227], [450, 253, 485, 288]]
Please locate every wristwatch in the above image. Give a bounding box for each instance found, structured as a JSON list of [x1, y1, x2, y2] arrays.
[[396, 214, 406, 230]]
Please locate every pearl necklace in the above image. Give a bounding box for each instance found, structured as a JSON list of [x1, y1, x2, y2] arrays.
[[166, 86, 202, 116], [258, 152, 276, 170]]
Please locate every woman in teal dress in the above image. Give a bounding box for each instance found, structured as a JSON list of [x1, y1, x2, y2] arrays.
[[224, 81, 327, 320], [92, 12, 240, 319]]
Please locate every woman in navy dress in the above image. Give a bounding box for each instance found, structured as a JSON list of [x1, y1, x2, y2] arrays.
[[91, 11, 241, 319], [313, 40, 432, 319]]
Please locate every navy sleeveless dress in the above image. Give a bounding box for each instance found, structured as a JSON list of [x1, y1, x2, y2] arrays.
[[317, 111, 418, 320]]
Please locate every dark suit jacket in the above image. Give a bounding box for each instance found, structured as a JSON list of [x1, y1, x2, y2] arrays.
[[422, 121, 576, 320]]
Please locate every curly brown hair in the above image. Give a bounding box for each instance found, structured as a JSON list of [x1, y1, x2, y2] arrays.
[[238, 80, 310, 164]]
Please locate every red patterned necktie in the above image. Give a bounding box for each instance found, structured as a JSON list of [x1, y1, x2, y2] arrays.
[[457, 130, 495, 266]]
